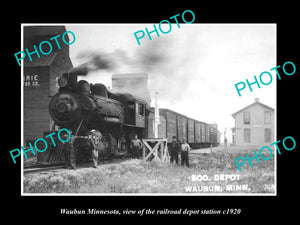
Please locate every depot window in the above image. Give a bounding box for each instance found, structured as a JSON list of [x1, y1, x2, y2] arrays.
[[264, 111, 271, 124], [243, 111, 250, 124], [244, 128, 251, 143]]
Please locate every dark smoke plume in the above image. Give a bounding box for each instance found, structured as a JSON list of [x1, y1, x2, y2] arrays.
[[73, 51, 115, 75], [73, 37, 174, 76]]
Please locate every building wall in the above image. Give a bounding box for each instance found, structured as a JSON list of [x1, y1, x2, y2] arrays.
[[234, 103, 274, 146], [24, 65, 72, 144], [24, 67, 50, 144]]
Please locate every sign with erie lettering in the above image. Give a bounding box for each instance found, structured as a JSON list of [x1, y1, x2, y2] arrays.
[[24, 74, 39, 87]]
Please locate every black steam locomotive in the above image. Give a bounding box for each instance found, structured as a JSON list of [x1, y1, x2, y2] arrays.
[[49, 72, 147, 160]]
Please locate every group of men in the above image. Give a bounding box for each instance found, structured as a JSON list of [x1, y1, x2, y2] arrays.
[[62, 130, 190, 169], [62, 129, 101, 170], [62, 131, 143, 170], [169, 136, 190, 167], [129, 134, 191, 167]]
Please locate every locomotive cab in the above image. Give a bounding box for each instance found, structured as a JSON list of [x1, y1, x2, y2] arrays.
[[134, 100, 146, 128], [107, 91, 147, 128]]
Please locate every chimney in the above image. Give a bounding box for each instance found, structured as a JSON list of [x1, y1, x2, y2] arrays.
[[255, 98, 259, 102]]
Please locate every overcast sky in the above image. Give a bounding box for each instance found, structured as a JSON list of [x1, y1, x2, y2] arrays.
[[66, 24, 276, 143]]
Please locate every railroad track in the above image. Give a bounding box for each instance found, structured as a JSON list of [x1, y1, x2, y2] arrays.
[[23, 164, 65, 174], [23, 156, 129, 174]]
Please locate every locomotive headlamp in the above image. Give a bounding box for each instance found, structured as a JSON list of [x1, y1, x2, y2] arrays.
[[58, 76, 68, 87]]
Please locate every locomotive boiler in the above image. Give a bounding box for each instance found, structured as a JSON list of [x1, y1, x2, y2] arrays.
[[49, 72, 147, 159]]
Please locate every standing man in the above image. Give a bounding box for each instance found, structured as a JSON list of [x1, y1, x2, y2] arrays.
[[180, 137, 190, 167], [169, 136, 180, 164], [62, 130, 76, 170], [130, 134, 143, 159], [224, 136, 228, 148], [89, 129, 102, 168]]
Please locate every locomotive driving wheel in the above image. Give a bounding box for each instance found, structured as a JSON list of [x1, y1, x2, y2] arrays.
[[117, 135, 128, 156], [102, 133, 118, 156]]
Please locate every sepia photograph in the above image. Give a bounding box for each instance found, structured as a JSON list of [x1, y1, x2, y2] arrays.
[[21, 23, 276, 195]]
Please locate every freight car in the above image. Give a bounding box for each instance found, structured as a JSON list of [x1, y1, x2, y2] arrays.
[[147, 107, 220, 149]]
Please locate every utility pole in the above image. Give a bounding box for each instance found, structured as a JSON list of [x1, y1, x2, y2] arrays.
[[154, 92, 160, 138]]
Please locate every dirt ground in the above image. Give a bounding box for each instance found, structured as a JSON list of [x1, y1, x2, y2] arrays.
[[23, 145, 275, 194]]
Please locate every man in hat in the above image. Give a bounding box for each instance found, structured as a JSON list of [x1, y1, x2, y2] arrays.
[[180, 137, 190, 167], [169, 136, 180, 164], [88, 129, 102, 168]]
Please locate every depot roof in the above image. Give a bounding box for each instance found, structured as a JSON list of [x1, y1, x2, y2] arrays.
[[231, 98, 274, 118]]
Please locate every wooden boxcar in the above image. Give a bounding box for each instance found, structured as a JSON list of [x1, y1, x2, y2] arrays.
[[146, 108, 219, 149]]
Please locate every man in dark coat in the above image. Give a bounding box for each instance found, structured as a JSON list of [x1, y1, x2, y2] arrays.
[[169, 136, 180, 164], [180, 137, 190, 167], [62, 130, 76, 169], [130, 134, 143, 159]]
